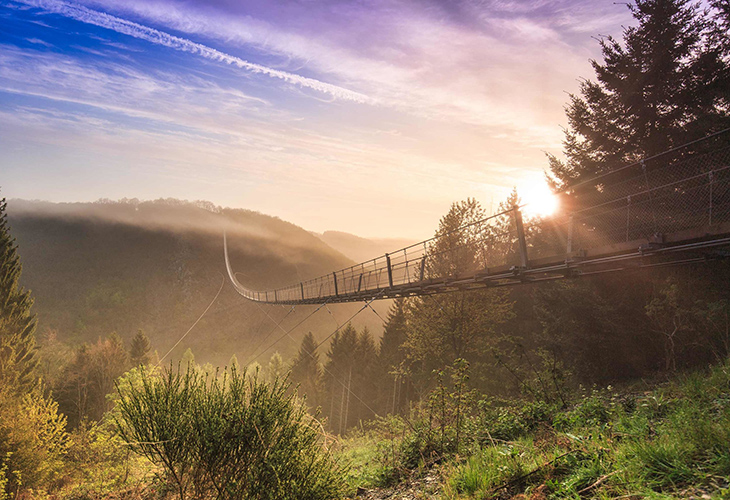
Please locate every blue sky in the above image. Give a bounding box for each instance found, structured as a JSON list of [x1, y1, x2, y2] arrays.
[[0, 0, 632, 239]]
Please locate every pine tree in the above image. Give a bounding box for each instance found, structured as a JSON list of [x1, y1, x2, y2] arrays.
[[181, 347, 195, 369], [267, 352, 287, 383], [352, 327, 378, 424], [378, 299, 408, 373], [0, 197, 38, 390], [323, 324, 359, 433], [378, 299, 411, 415], [228, 353, 240, 372], [129, 329, 151, 366], [549, 0, 730, 187], [290, 332, 322, 408], [406, 199, 515, 392]]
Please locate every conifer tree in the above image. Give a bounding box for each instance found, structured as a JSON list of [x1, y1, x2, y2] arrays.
[[406, 199, 514, 392], [181, 347, 195, 369], [323, 324, 359, 433], [352, 327, 378, 424], [378, 299, 411, 414], [267, 352, 287, 383], [129, 329, 151, 366], [290, 332, 322, 408], [548, 0, 730, 186], [378, 299, 407, 374], [0, 196, 38, 390], [228, 353, 240, 372]]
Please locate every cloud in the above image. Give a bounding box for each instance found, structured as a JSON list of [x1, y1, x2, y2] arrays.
[[67, 0, 630, 136], [13, 0, 373, 103]]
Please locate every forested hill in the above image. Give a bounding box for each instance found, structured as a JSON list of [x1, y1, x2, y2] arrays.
[[313, 230, 417, 263], [7, 199, 386, 367]]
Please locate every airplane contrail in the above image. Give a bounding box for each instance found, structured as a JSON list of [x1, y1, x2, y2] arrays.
[[16, 0, 373, 104]]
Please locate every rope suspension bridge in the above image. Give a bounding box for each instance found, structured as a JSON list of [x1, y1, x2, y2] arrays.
[[225, 131, 730, 305]]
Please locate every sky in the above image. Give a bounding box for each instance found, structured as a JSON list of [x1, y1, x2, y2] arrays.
[[0, 0, 633, 240]]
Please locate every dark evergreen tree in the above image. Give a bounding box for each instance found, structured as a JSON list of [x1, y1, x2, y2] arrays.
[[129, 329, 151, 366], [549, 0, 730, 187], [351, 327, 378, 425], [290, 332, 322, 409], [323, 324, 359, 434], [0, 197, 38, 390], [378, 299, 408, 375], [708, 1, 730, 118], [378, 299, 411, 415]]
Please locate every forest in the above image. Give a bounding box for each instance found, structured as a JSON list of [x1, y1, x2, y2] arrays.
[[2, 0, 730, 498]]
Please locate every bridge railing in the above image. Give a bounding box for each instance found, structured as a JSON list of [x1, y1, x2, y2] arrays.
[[260, 207, 525, 302], [228, 135, 730, 303], [562, 145, 730, 250]]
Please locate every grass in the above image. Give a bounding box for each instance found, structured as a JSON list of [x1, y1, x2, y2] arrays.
[[336, 360, 730, 499]]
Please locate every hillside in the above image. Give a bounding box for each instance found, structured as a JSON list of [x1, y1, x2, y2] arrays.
[[8, 199, 388, 367], [314, 230, 417, 264], [340, 360, 730, 499]]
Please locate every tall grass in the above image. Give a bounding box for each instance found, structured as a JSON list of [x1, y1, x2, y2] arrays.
[[339, 359, 730, 498]]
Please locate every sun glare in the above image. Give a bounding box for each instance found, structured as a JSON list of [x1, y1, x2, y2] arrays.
[[520, 177, 558, 218]]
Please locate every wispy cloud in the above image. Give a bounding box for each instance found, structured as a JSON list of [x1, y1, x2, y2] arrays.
[[0, 0, 637, 239], [13, 0, 372, 103], [71, 0, 629, 137]]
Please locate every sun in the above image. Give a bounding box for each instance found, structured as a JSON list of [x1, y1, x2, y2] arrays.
[[519, 176, 558, 218]]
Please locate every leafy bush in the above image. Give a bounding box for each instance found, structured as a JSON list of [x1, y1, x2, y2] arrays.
[[0, 384, 68, 497], [115, 364, 347, 500]]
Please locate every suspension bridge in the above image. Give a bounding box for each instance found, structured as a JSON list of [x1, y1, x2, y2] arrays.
[[225, 131, 730, 305]]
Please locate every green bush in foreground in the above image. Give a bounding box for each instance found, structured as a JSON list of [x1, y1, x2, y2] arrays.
[[115, 364, 347, 500]]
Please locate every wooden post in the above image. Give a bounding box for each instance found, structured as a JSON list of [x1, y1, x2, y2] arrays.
[[386, 253, 394, 288], [333, 272, 339, 296], [514, 207, 529, 268]]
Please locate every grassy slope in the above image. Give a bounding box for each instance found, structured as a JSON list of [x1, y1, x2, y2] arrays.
[[338, 361, 730, 499]]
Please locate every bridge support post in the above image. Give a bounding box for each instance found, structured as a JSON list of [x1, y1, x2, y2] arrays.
[[300, 282, 305, 301], [333, 272, 339, 297], [567, 214, 574, 255], [386, 253, 394, 288], [709, 171, 714, 226], [514, 207, 529, 268]]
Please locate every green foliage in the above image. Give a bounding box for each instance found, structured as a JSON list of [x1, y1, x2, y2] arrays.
[[56, 333, 130, 427], [404, 201, 514, 393], [129, 329, 151, 367], [115, 364, 347, 500], [62, 418, 148, 500], [337, 359, 730, 498], [0, 383, 68, 497], [0, 196, 37, 391]]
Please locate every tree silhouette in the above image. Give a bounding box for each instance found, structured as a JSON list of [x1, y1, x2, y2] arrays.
[[0, 196, 38, 390], [548, 0, 730, 187]]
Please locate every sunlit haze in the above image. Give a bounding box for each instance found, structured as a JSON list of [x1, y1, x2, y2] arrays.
[[0, 0, 631, 239], [520, 176, 559, 218]]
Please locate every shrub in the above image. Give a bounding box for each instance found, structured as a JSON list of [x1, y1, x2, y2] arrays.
[[115, 364, 347, 500], [0, 383, 68, 497]]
